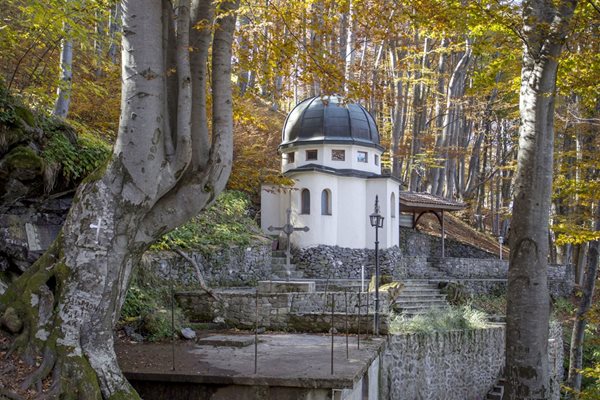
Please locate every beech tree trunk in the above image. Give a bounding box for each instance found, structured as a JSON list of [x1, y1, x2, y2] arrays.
[[565, 203, 599, 395], [505, 1, 576, 398], [53, 26, 73, 118], [0, 0, 239, 398]]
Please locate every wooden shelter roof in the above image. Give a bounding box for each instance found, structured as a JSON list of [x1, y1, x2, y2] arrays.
[[399, 192, 466, 213]]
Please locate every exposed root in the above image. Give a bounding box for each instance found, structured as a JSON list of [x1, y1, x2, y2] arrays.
[[0, 387, 26, 400], [20, 347, 56, 391]]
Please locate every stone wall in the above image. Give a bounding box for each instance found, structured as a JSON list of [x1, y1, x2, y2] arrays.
[[292, 245, 404, 279], [429, 258, 574, 297], [141, 244, 273, 288], [176, 290, 390, 333], [399, 227, 497, 259], [292, 245, 573, 297], [381, 326, 505, 400], [381, 323, 564, 400]]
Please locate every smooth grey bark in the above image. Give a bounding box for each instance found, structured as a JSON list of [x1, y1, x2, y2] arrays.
[[565, 203, 599, 395], [408, 35, 430, 192], [390, 43, 407, 178], [343, 0, 354, 93], [505, 1, 577, 398], [429, 38, 449, 195], [52, 25, 73, 118], [435, 39, 471, 198], [108, 2, 122, 64], [0, 0, 239, 398]]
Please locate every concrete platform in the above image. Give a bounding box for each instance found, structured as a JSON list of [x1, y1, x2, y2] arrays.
[[116, 332, 385, 399], [257, 280, 316, 293]]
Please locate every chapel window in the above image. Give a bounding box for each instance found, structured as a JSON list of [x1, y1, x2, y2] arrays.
[[332, 149, 345, 161], [391, 193, 396, 218], [321, 189, 332, 215], [306, 150, 318, 161], [301, 189, 311, 214], [357, 151, 368, 163], [375, 154, 379, 166], [287, 152, 295, 164]]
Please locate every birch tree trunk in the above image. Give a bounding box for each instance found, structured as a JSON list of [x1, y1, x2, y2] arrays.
[[505, 1, 576, 398], [0, 0, 239, 398]]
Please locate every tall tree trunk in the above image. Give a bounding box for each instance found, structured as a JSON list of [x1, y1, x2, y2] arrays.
[[429, 38, 449, 195], [437, 39, 472, 197], [343, 0, 355, 93], [505, 1, 576, 398], [408, 35, 430, 191], [108, 2, 122, 64], [52, 25, 73, 118], [565, 203, 599, 396], [0, 0, 239, 398]]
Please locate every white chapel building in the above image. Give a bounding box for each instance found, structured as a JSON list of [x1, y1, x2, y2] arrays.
[[261, 95, 401, 250]]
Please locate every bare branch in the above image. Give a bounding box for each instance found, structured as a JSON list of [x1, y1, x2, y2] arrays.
[[169, 242, 220, 300]]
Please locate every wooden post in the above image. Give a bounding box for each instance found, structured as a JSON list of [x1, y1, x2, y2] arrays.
[[441, 210, 445, 258]]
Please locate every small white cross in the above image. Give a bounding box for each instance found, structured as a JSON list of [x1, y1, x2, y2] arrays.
[[90, 217, 103, 243]]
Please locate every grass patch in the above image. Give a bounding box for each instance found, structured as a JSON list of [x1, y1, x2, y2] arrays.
[[389, 306, 490, 334]]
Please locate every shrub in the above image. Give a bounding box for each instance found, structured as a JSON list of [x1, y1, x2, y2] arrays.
[[389, 306, 489, 334], [154, 190, 266, 251]]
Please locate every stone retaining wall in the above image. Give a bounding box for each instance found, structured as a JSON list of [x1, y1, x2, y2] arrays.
[[293, 246, 573, 297], [429, 258, 574, 297], [381, 324, 564, 400], [176, 290, 390, 333], [292, 246, 403, 279], [381, 326, 505, 400], [400, 227, 497, 259], [141, 243, 272, 288]]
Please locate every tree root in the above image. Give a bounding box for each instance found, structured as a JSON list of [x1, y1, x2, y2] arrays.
[[0, 387, 25, 400]]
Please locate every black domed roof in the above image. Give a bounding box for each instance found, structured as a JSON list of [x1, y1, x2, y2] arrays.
[[281, 96, 381, 150]]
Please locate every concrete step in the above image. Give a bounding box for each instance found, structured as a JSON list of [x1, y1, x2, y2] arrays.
[[271, 257, 291, 265], [272, 270, 305, 279], [394, 299, 449, 306], [394, 304, 450, 313], [394, 301, 449, 309], [486, 384, 504, 400], [272, 250, 287, 258], [395, 294, 447, 301], [271, 264, 298, 272], [401, 284, 440, 290]]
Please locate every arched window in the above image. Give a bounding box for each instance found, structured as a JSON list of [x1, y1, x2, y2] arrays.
[[321, 189, 332, 215], [390, 193, 396, 218], [301, 189, 311, 214]]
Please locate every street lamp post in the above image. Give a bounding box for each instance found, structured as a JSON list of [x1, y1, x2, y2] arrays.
[[369, 195, 384, 336]]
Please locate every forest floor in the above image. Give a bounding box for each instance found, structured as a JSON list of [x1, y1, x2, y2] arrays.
[[0, 331, 47, 400]]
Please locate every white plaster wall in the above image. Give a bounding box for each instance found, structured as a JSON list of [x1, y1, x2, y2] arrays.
[[266, 174, 400, 250], [282, 143, 382, 175], [365, 180, 389, 249], [289, 172, 339, 248], [368, 355, 380, 400], [260, 184, 283, 234], [336, 176, 368, 248]]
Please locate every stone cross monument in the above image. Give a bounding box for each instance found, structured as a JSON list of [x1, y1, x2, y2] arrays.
[[268, 208, 309, 278]]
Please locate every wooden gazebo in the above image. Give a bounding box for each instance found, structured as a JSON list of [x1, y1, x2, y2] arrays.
[[398, 192, 467, 258]]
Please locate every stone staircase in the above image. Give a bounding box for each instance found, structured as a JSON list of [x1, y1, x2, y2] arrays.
[[271, 250, 304, 280], [392, 281, 450, 317], [486, 378, 505, 399]]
